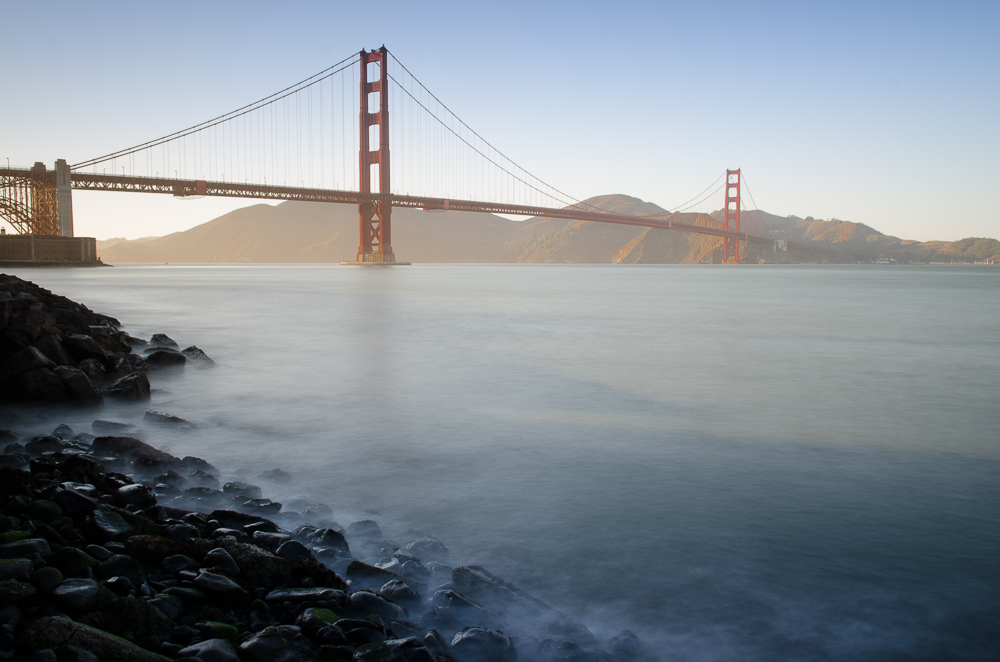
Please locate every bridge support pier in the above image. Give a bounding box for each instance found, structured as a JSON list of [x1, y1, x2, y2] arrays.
[[56, 159, 74, 237]]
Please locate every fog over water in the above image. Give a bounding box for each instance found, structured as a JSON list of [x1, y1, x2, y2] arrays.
[[6, 264, 1000, 661]]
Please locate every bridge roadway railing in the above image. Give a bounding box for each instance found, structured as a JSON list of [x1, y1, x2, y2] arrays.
[[66, 172, 772, 245]]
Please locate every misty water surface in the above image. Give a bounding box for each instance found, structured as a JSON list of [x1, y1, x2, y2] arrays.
[[5, 264, 999, 661]]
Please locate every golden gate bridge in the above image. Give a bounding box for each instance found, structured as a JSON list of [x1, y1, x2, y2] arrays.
[[0, 47, 773, 264]]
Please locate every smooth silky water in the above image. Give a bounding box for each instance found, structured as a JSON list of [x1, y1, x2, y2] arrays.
[[4, 264, 999, 661]]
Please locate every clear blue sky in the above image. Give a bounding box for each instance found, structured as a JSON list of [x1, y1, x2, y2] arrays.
[[3, 0, 998, 241]]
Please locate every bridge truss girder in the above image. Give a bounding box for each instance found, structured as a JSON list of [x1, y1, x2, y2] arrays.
[[0, 167, 59, 236]]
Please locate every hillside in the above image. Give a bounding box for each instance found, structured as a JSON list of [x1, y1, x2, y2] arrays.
[[98, 195, 1000, 265]]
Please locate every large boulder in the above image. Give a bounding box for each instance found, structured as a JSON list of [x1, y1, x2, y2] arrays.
[[18, 616, 167, 662], [17, 368, 67, 401], [53, 366, 102, 404], [176, 638, 239, 662], [2, 346, 56, 376], [104, 372, 151, 400], [32, 333, 74, 366], [450, 627, 517, 662], [62, 333, 109, 362], [145, 349, 185, 369]]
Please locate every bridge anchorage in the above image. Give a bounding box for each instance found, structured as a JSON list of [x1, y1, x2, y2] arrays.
[[1, 46, 775, 265]]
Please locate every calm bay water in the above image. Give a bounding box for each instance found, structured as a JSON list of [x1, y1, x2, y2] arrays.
[[5, 264, 1000, 661]]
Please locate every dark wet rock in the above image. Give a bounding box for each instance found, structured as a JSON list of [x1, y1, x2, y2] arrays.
[[218, 539, 290, 589], [349, 590, 407, 623], [82, 544, 113, 561], [432, 590, 496, 630], [309, 528, 349, 552], [177, 638, 239, 662], [50, 547, 99, 577], [238, 624, 321, 662], [337, 620, 387, 647], [211, 527, 247, 540], [54, 487, 99, 516], [93, 435, 179, 466], [0, 578, 37, 604], [400, 560, 431, 582], [264, 587, 345, 604], [276, 540, 314, 564], [17, 368, 68, 401], [88, 510, 135, 542], [1, 537, 52, 559], [4, 441, 24, 455], [97, 554, 144, 587], [76, 357, 106, 380], [25, 499, 63, 521], [2, 346, 56, 377], [125, 535, 206, 565], [92, 419, 132, 434], [145, 410, 193, 427], [164, 586, 206, 603], [259, 467, 290, 482], [348, 519, 382, 540], [203, 547, 240, 576], [145, 349, 186, 369], [149, 594, 183, 620], [346, 560, 400, 591], [104, 372, 151, 400], [315, 625, 349, 647], [404, 536, 449, 563], [0, 558, 32, 582], [451, 565, 553, 622], [100, 595, 176, 639], [222, 482, 262, 500], [295, 607, 341, 635], [33, 334, 74, 367], [193, 570, 249, 607], [181, 456, 220, 477], [105, 575, 133, 593], [184, 469, 218, 490], [608, 629, 642, 657], [52, 577, 101, 613], [162, 554, 201, 575], [385, 638, 437, 662], [53, 366, 102, 404], [167, 523, 200, 541], [150, 333, 179, 349], [450, 627, 516, 662], [63, 333, 109, 362], [18, 615, 167, 662], [302, 503, 333, 519], [181, 346, 214, 364], [116, 483, 157, 509], [380, 579, 420, 605], [30, 566, 63, 594], [251, 531, 290, 552], [52, 423, 75, 439], [24, 435, 65, 454]]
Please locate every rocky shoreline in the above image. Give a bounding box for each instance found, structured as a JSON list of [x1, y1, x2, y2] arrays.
[[0, 274, 647, 662]]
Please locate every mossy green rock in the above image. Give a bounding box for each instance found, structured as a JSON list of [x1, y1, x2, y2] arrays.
[[30, 566, 63, 594], [25, 500, 63, 522], [101, 596, 176, 639], [195, 621, 238, 642], [0, 530, 30, 545], [51, 546, 100, 576], [354, 642, 402, 662], [18, 616, 171, 662]]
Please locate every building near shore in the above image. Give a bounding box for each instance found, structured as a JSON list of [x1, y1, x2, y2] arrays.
[[0, 233, 98, 263]]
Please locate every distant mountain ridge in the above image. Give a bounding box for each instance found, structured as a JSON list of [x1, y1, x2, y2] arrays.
[[97, 195, 1000, 265]]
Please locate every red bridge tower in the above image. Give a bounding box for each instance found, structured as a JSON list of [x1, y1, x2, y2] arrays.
[[723, 169, 741, 264]]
